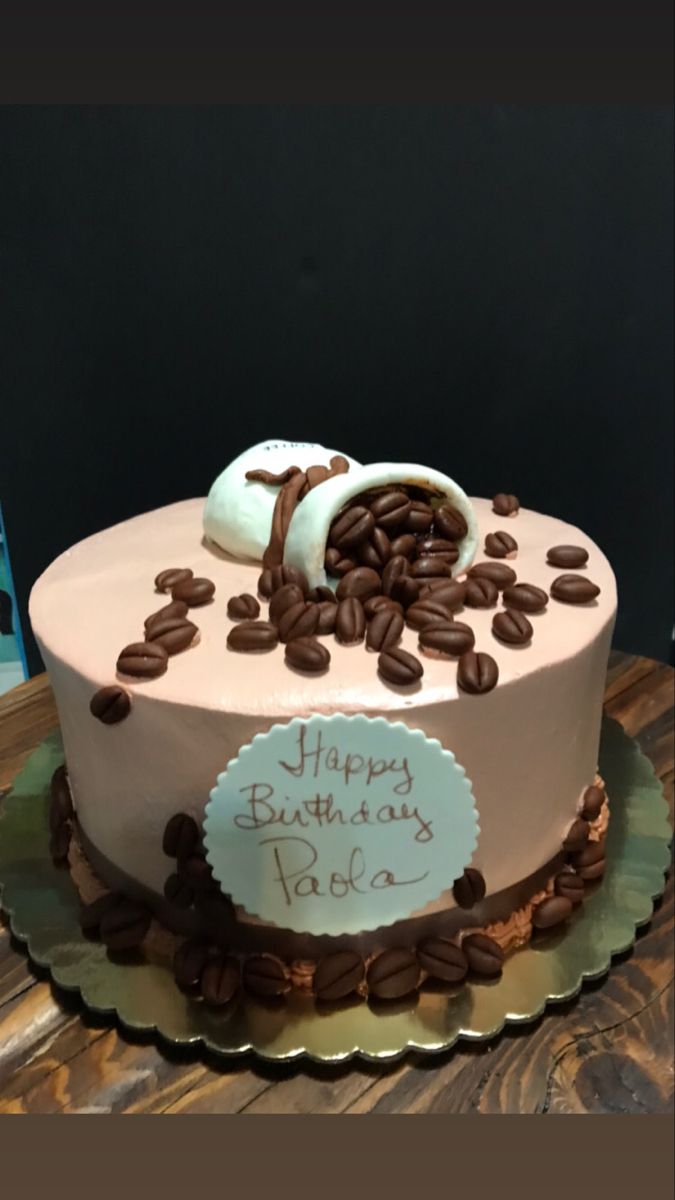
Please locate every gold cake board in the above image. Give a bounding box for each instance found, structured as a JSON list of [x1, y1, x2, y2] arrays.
[[0, 717, 670, 1064]]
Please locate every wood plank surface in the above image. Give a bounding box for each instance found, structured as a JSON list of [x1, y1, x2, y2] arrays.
[[0, 651, 672, 1113]]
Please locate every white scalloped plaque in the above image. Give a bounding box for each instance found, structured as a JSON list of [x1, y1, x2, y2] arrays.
[[203, 715, 479, 936]]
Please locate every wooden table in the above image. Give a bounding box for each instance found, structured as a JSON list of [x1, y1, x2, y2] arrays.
[[0, 652, 672, 1113]]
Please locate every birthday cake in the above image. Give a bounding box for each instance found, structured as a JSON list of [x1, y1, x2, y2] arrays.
[[29, 441, 616, 1005]]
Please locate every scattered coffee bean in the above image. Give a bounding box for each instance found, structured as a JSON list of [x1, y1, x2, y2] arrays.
[[547, 545, 589, 569], [307, 585, 337, 604], [571, 839, 606, 880], [277, 600, 320, 643], [163, 872, 194, 909], [90, 685, 132, 725], [49, 764, 73, 828], [554, 870, 585, 904], [417, 937, 468, 983], [406, 598, 454, 631], [364, 595, 403, 620], [173, 939, 210, 989], [146, 617, 198, 655], [324, 548, 356, 578], [381, 554, 409, 595], [330, 505, 375, 550], [417, 537, 460, 562], [201, 954, 241, 1006], [285, 637, 331, 673], [492, 493, 519, 516], [419, 620, 475, 658], [50, 822, 72, 864], [457, 650, 499, 694], [335, 597, 366, 645], [389, 533, 417, 559], [269, 583, 305, 626], [551, 574, 601, 604], [485, 531, 518, 558], [117, 641, 169, 679], [227, 593, 260, 621], [243, 953, 290, 997], [389, 575, 420, 609], [463, 932, 504, 976], [532, 895, 573, 930], [336, 566, 382, 603], [314, 951, 365, 1001], [269, 564, 309, 595], [468, 561, 517, 589], [155, 567, 193, 593], [404, 500, 434, 534], [162, 812, 200, 859], [562, 817, 590, 853], [453, 867, 487, 908], [369, 490, 412, 530], [581, 784, 605, 821], [378, 646, 424, 686], [171, 577, 216, 606], [366, 607, 404, 652], [258, 568, 274, 597], [411, 556, 452, 580], [80, 892, 121, 935], [177, 853, 213, 891], [358, 527, 392, 570], [419, 579, 466, 609], [464, 577, 499, 608], [144, 600, 189, 632], [502, 583, 548, 613], [99, 898, 151, 951], [492, 609, 533, 646], [316, 601, 338, 635], [227, 621, 279, 651], [367, 948, 421, 999], [434, 505, 468, 541]]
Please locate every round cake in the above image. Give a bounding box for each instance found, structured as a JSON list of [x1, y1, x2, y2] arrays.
[[30, 441, 617, 1004]]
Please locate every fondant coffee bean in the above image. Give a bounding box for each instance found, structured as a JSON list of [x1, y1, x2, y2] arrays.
[[49, 764, 73, 830], [457, 651, 499, 694], [307, 585, 337, 604], [146, 617, 198, 655], [502, 583, 548, 613], [144, 600, 189, 632], [492, 609, 533, 646], [227, 593, 260, 621], [257, 568, 274, 597], [571, 839, 606, 880], [243, 953, 290, 997], [285, 637, 331, 672], [492, 492, 519, 516], [369, 490, 411, 530], [358, 527, 392, 570], [581, 784, 605, 821], [227, 620, 279, 651], [316, 601, 338, 635], [554, 870, 585, 904], [314, 951, 365, 1002], [532, 895, 573, 930], [177, 853, 214, 891], [330, 505, 375, 550], [335, 597, 366, 645], [404, 500, 434, 534], [367, 948, 421, 999], [377, 646, 424, 686], [173, 939, 210, 989], [389, 575, 420, 609], [49, 822, 72, 864], [99, 899, 151, 951], [405, 598, 454, 631], [116, 641, 169, 679], [433, 504, 468, 541], [464, 577, 499, 608], [162, 812, 200, 859], [546, 545, 589, 569], [201, 954, 241, 1006], [411, 556, 452, 579], [269, 564, 309, 595], [419, 579, 466, 610], [324, 548, 356, 578], [366, 607, 404, 652], [452, 867, 486, 908], [417, 537, 460, 562], [419, 620, 475, 658], [468, 561, 517, 590], [417, 937, 468, 983], [335, 566, 382, 603], [485, 531, 518, 558], [551, 574, 601, 604], [269, 583, 305, 625], [462, 932, 504, 976], [89, 690, 129, 737], [80, 892, 121, 935], [277, 600, 320, 643], [389, 533, 417, 559], [562, 817, 590, 853], [171, 577, 215, 606], [154, 567, 193, 593], [163, 872, 194, 909], [363, 595, 403, 620]]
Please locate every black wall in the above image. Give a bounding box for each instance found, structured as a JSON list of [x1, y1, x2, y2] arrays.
[[1, 105, 672, 674]]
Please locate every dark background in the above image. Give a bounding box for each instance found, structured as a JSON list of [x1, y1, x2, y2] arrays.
[[1, 105, 672, 674]]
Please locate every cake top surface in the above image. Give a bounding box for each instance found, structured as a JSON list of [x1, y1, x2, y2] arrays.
[[30, 495, 616, 717]]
